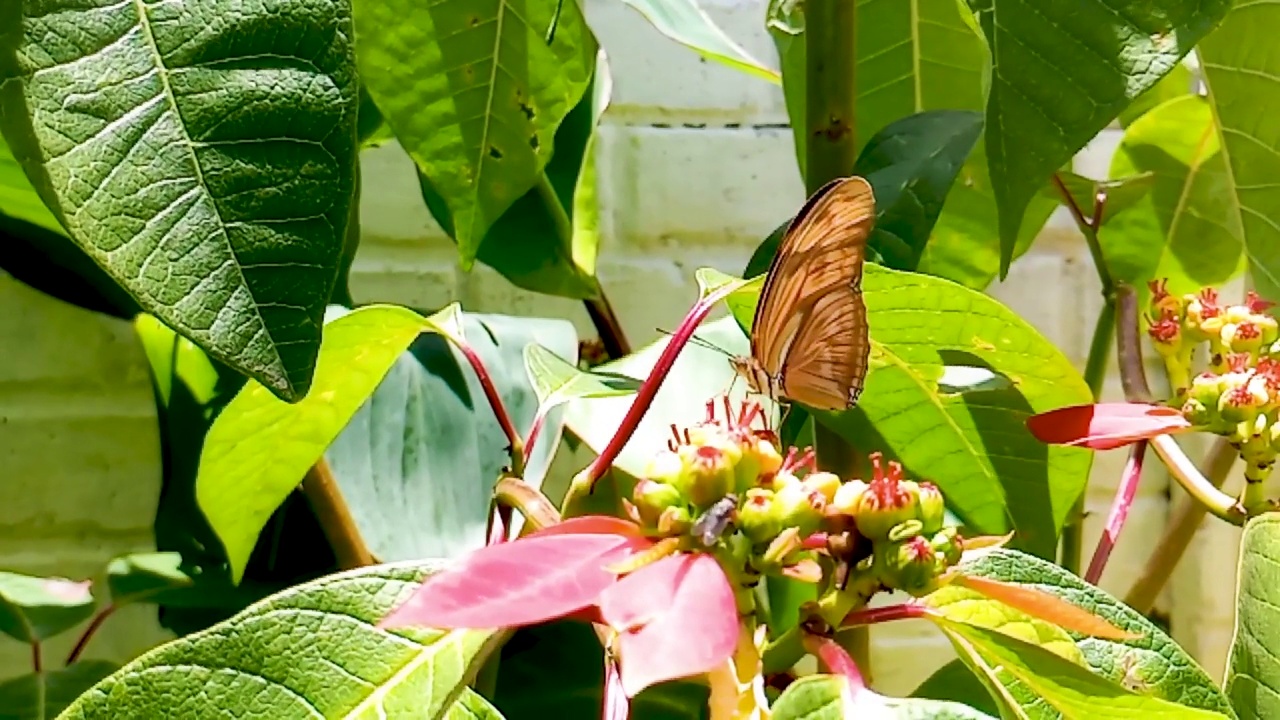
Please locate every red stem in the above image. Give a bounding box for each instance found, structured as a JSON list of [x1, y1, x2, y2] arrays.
[[1085, 439, 1147, 584], [582, 292, 728, 487], [31, 640, 41, 673], [454, 342, 525, 465], [65, 604, 115, 666], [840, 602, 929, 628], [802, 632, 866, 690], [523, 410, 548, 466]]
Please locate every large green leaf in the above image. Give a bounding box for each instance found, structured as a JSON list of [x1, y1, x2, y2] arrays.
[[943, 621, 1231, 719], [353, 0, 597, 266], [58, 562, 500, 719], [771, 675, 999, 720], [958, 548, 1233, 716], [0, 661, 117, 720], [323, 312, 578, 563], [1200, 4, 1280, 300], [0, 134, 57, 233], [728, 265, 1092, 556], [197, 305, 437, 584], [1226, 513, 1280, 720], [978, 0, 1232, 273], [1100, 94, 1243, 304], [912, 660, 1002, 718], [0, 572, 94, 644], [417, 55, 610, 300], [620, 0, 779, 83], [0, 0, 359, 401], [1118, 62, 1194, 128]]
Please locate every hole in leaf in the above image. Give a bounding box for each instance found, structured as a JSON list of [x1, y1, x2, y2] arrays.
[[489, 146, 503, 159]]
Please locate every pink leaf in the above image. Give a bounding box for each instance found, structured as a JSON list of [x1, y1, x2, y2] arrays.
[[599, 553, 739, 697], [380, 533, 645, 630], [1026, 402, 1192, 450]]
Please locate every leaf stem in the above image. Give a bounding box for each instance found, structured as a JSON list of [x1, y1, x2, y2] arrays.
[[65, 604, 116, 666], [31, 640, 41, 674], [453, 338, 526, 475], [492, 476, 562, 534], [300, 459, 376, 569], [1123, 437, 1236, 612], [801, 631, 866, 690], [1052, 174, 1114, 299], [1084, 440, 1147, 584], [1062, 301, 1117, 574]]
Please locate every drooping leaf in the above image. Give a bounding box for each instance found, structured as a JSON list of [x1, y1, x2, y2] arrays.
[[942, 621, 1231, 720], [323, 312, 578, 563], [1027, 402, 1193, 450], [1118, 62, 1195, 128], [59, 562, 500, 719], [598, 553, 738, 697], [978, 0, 1232, 273], [416, 54, 611, 299], [105, 552, 194, 605], [0, 661, 117, 720], [495, 620, 710, 720], [353, 0, 597, 266], [1226, 513, 1280, 720], [382, 533, 649, 631], [728, 264, 1092, 557], [772, 675, 1000, 720], [960, 548, 1233, 716], [0, 0, 360, 401], [197, 305, 435, 584], [525, 343, 640, 414], [1199, 5, 1280, 301], [620, 0, 779, 83], [1041, 171, 1156, 227], [1100, 95, 1242, 306], [0, 572, 94, 643]]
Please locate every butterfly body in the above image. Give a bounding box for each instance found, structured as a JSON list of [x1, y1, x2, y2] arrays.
[[731, 176, 874, 412]]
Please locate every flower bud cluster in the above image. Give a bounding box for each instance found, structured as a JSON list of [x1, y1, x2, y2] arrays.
[[625, 399, 963, 614], [1147, 280, 1280, 481]]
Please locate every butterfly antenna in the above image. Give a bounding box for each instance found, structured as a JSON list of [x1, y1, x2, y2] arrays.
[[654, 328, 734, 358]]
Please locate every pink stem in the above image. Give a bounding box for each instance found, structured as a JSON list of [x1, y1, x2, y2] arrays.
[[802, 632, 866, 690], [582, 291, 731, 488], [523, 410, 547, 466], [840, 602, 929, 628], [1085, 439, 1148, 584]]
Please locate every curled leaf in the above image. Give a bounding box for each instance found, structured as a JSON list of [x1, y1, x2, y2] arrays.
[[1026, 402, 1192, 450]]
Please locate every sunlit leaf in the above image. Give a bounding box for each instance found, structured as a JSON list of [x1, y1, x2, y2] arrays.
[[1118, 62, 1195, 128], [0, 572, 93, 643], [105, 552, 194, 605], [620, 0, 779, 83], [1042, 171, 1156, 227], [773, 674, 1000, 720], [1226, 513, 1280, 719]]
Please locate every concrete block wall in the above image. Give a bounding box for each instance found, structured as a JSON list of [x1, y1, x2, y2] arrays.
[[0, 0, 1239, 696]]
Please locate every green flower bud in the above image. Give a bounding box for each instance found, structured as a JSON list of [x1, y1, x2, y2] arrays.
[[738, 437, 783, 491], [802, 472, 842, 504], [875, 536, 944, 597], [853, 456, 919, 542], [916, 481, 946, 535], [1218, 375, 1269, 426], [677, 443, 737, 509], [1257, 315, 1279, 345], [1224, 321, 1265, 355], [930, 526, 964, 566], [738, 488, 783, 544], [657, 506, 693, 535], [775, 480, 826, 538], [632, 480, 685, 527], [831, 479, 869, 516]]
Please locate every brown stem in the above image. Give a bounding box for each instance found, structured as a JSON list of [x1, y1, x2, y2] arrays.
[[64, 604, 115, 666], [1115, 283, 1155, 403], [1123, 437, 1238, 612], [301, 459, 376, 570], [31, 640, 41, 674], [584, 292, 631, 359]]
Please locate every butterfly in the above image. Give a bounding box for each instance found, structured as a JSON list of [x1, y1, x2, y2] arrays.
[[729, 176, 874, 412]]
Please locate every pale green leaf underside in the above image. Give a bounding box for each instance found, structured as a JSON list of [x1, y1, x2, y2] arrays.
[[620, 0, 779, 83], [58, 563, 497, 719], [353, 0, 597, 264], [1200, 1, 1280, 302], [0, 0, 358, 400], [1227, 513, 1280, 720]]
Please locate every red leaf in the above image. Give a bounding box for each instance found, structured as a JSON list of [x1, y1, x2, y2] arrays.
[[380, 533, 646, 630], [1026, 402, 1192, 450], [532, 515, 645, 538], [599, 553, 739, 697]]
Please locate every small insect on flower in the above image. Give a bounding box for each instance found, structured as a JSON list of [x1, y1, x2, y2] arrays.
[[691, 494, 739, 547]]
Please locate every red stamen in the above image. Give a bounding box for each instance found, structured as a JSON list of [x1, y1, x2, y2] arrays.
[[1246, 290, 1276, 313]]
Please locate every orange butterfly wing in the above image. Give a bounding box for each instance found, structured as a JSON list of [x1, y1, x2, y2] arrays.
[[751, 176, 874, 410]]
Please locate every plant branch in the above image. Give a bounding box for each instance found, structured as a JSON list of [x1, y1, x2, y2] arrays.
[[1052, 174, 1114, 299], [64, 604, 115, 666], [1115, 283, 1155, 404], [493, 476, 562, 535], [453, 338, 526, 475], [802, 631, 866, 690], [1124, 437, 1236, 612], [1150, 435, 1245, 524], [301, 459, 377, 569], [1084, 440, 1147, 584]]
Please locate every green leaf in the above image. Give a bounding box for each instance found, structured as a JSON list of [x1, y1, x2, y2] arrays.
[[924, 584, 1084, 664], [979, 0, 1231, 274], [0, 0, 359, 402], [563, 315, 779, 479], [0, 135, 58, 233], [1118, 62, 1194, 128], [323, 312, 578, 562], [912, 659, 1002, 719], [942, 621, 1232, 719], [105, 552, 194, 606], [855, 110, 985, 272], [1099, 94, 1243, 305], [0, 572, 94, 643], [416, 55, 610, 300], [134, 314, 221, 409], [445, 691, 504, 720], [770, 675, 999, 720], [58, 562, 500, 719], [0, 661, 117, 720], [1042, 171, 1156, 228], [1226, 513, 1280, 720], [197, 305, 435, 584], [959, 548, 1234, 716], [525, 343, 640, 412], [1200, 4, 1280, 301], [619, 0, 779, 83], [495, 620, 709, 720], [353, 0, 597, 267]]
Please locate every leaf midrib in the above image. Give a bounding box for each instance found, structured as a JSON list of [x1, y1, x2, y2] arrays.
[[471, 0, 507, 243], [128, 0, 284, 381]]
